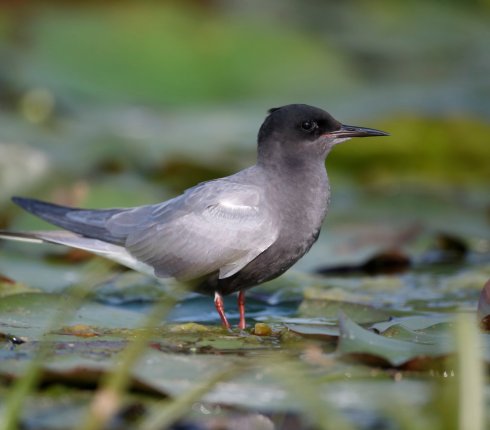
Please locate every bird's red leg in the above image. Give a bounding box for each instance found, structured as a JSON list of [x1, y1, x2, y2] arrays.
[[238, 290, 246, 330], [214, 292, 231, 330]]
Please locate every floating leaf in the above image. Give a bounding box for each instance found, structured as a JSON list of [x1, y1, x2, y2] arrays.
[[371, 315, 453, 333], [0, 292, 147, 339], [298, 290, 392, 325], [378, 323, 450, 345], [0, 253, 95, 293], [285, 323, 339, 341], [0, 273, 38, 298], [337, 312, 451, 368], [0, 351, 297, 411]]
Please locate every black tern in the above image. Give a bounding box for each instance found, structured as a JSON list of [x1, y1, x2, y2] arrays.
[[0, 104, 388, 329]]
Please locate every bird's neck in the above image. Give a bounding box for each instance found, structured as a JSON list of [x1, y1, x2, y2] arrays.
[[258, 157, 331, 227], [257, 146, 329, 188]]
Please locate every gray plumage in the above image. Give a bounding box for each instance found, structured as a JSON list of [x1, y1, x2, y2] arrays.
[[1, 104, 388, 327]]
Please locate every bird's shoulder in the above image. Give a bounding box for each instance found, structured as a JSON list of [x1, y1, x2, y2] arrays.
[[106, 167, 271, 232]]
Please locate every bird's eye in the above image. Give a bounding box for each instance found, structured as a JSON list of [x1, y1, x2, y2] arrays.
[[300, 120, 317, 132]]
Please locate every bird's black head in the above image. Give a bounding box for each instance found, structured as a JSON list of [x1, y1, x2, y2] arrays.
[[257, 104, 388, 166], [258, 104, 341, 144]]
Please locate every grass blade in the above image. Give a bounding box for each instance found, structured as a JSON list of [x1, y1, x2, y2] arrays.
[[456, 312, 484, 430]]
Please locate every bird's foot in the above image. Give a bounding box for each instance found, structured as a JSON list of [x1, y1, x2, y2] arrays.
[[214, 291, 248, 331], [238, 290, 246, 330], [214, 291, 231, 330]]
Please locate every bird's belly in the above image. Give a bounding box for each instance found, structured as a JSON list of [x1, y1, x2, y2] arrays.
[[252, 227, 321, 279], [199, 225, 322, 296]]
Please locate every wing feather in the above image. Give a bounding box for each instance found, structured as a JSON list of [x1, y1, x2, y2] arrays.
[[106, 180, 279, 281]]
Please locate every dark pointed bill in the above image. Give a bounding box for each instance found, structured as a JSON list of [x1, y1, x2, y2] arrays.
[[328, 124, 389, 138]]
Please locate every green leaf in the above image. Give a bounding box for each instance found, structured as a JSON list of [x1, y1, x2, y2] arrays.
[[337, 312, 451, 367], [0, 293, 146, 339]]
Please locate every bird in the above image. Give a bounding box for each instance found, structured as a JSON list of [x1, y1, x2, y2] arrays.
[[0, 104, 388, 330]]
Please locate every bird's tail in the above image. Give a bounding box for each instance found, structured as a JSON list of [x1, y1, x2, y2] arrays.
[[11, 197, 125, 245], [0, 230, 154, 277]]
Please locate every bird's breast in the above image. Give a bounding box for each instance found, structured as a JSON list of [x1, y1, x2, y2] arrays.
[[249, 168, 330, 278], [208, 165, 330, 295], [275, 167, 330, 239], [271, 184, 329, 263]]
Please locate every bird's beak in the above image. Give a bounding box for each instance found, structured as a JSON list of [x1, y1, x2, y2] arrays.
[[327, 124, 389, 138]]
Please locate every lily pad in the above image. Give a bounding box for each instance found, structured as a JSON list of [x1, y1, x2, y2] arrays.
[[0, 350, 297, 411], [0, 273, 38, 298], [285, 323, 339, 341], [377, 323, 450, 345], [337, 312, 451, 368], [371, 315, 453, 333], [298, 295, 391, 325], [0, 292, 147, 339], [0, 253, 95, 293]]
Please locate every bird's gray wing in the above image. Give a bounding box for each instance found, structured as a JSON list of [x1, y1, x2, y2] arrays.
[[105, 180, 279, 281]]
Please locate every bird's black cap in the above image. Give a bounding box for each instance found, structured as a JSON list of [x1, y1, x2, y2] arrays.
[[258, 104, 388, 145], [258, 104, 342, 143]]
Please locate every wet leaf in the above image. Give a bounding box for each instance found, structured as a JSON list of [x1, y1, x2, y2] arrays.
[[285, 323, 339, 341], [371, 315, 453, 333], [0, 273, 38, 298], [0, 292, 147, 339], [378, 324, 449, 345], [337, 312, 452, 368], [91, 271, 176, 305], [0, 253, 99, 293], [298, 287, 392, 324], [0, 351, 295, 411]]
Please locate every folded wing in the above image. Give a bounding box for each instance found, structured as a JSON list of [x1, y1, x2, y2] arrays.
[[106, 181, 279, 280], [10, 179, 279, 281]]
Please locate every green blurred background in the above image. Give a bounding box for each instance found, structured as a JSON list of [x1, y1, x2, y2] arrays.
[[0, 0, 489, 219]]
